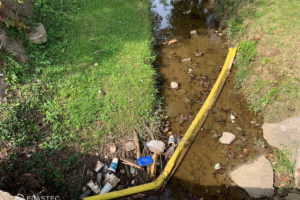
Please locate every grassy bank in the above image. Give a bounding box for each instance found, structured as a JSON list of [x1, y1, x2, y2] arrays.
[[1, 0, 157, 149], [0, 0, 157, 197], [213, 0, 300, 123]]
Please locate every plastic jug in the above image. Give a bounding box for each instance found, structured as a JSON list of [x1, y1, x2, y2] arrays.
[[146, 140, 165, 154]]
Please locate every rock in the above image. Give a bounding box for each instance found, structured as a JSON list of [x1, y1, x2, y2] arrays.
[[177, 89, 187, 95], [182, 97, 191, 104], [210, 129, 219, 139], [0, 28, 28, 63], [207, 60, 218, 67], [262, 117, 300, 188], [228, 155, 274, 198], [203, 125, 212, 130], [235, 127, 243, 131], [27, 23, 47, 44], [171, 82, 179, 89], [219, 132, 236, 144], [2, 0, 33, 17], [0, 190, 24, 200], [190, 30, 198, 39], [285, 193, 300, 200], [181, 58, 191, 63]]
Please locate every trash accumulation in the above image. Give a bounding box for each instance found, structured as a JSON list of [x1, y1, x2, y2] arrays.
[[80, 126, 182, 199]]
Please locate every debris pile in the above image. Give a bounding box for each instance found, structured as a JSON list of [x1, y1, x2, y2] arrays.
[[80, 128, 181, 199]]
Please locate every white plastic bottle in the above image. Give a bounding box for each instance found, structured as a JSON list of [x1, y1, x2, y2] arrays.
[[108, 158, 118, 173]]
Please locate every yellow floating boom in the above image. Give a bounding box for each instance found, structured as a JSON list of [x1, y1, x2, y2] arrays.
[[84, 47, 237, 200]]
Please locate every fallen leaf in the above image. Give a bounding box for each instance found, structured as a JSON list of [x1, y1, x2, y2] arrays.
[[269, 154, 273, 158], [283, 176, 290, 182], [93, 49, 105, 54]]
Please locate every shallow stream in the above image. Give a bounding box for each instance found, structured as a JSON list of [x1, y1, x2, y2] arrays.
[[150, 0, 270, 199]]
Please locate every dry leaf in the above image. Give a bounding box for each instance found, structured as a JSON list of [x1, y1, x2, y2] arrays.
[[93, 49, 105, 54]]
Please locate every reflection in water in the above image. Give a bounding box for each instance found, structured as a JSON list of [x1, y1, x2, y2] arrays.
[[151, 0, 219, 44]]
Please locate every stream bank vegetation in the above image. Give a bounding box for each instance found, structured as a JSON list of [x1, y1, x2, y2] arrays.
[[212, 0, 300, 194], [0, 0, 162, 198], [212, 0, 300, 123]]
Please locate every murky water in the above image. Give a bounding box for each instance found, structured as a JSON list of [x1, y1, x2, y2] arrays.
[[151, 0, 269, 199]]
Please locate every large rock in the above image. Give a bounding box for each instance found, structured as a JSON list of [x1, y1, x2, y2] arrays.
[[27, 23, 47, 44], [228, 155, 274, 198], [206, 60, 218, 67], [219, 132, 236, 144], [262, 117, 300, 188], [285, 193, 300, 200], [0, 28, 28, 63], [0, 190, 24, 200]]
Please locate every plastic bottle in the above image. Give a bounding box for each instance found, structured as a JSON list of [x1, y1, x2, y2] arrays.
[[94, 161, 104, 172], [99, 173, 120, 194], [96, 172, 103, 185], [108, 158, 118, 173], [79, 188, 92, 200], [87, 180, 100, 194], [168, 135, 175, 146], [103, 162, 108, 174]]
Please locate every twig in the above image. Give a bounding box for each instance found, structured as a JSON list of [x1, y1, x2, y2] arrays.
[[81, 164, 86, 188], [142, 119, 155, 140], [38, 82, 51, 99], [0, 35, 3, 49], [127, 89, 132, 103], [60, 0, 63, 13], [133, 129, 141, 159]]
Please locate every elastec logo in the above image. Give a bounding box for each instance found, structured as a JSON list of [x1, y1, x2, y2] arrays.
[[17, 194, 60, 200]]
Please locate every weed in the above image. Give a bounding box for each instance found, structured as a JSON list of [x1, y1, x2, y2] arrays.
[[271, 145, 297, 175]]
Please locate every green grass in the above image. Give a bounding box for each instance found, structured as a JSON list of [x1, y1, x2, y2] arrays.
[[0, 0, 157, 197], [213, 0, 300, 122], [45, 0, 156, 136], [1, 0, 158, 151]]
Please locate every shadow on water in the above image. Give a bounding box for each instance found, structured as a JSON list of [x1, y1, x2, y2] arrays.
[[148, 0, 273, 199]]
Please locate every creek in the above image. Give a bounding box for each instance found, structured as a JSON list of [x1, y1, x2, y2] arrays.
[[150, 0, 269, 199]]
